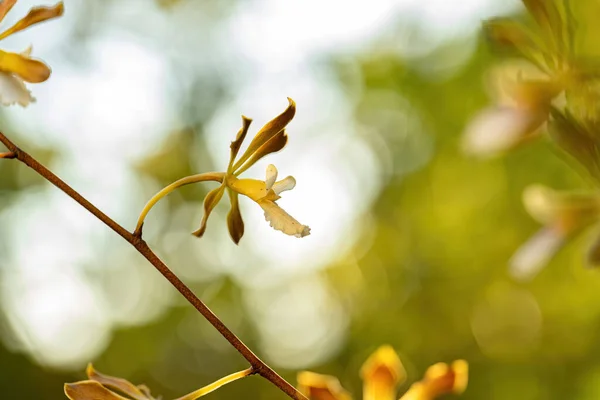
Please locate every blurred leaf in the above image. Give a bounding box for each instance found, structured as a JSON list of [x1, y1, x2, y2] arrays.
[[548, 109, 600, 182]]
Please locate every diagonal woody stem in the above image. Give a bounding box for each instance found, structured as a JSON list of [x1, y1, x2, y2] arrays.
[[0, 131, 307, 400]]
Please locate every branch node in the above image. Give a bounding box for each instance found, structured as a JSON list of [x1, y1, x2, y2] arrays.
[[133, 224, 143, 239], [0, 151, 16, 159]]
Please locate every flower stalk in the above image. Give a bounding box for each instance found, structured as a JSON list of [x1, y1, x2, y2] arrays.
[[0, 130, 308, 400], [134, 171, 225, 236], [174, 368, 255, 400]]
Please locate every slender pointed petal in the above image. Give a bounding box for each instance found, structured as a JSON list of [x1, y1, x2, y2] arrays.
[[192, 185, 225, 237], [0, 0, 16, 24], [232, 98, 295, 172], [484, 18, 540, 62], [258, 199, 310, 238], [0, 49, 51, 83], [0, 2, 64, 41], [226, 189, 245, 244], [85, 364, 152, 400], [360, 346, 406, 400], [64, 381, 130, 400], [228, 116, 252, 173], [297, 371, 352, 400], [522, 0, 561, 36], [233, 129, 288, 176]]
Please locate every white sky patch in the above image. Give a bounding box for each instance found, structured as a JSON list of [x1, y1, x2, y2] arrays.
[[228, 0, 519, 68], [5, 33, 173, 161]]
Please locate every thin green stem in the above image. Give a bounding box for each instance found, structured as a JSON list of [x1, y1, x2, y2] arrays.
[[175, 368, 255, 400], [134, 172, 225, 236]]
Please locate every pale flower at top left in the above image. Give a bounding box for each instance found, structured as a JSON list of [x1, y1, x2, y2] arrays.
[[0, 0, 64, 106]]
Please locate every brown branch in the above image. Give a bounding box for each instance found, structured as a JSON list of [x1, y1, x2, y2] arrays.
[[0, 131, 307, 400]]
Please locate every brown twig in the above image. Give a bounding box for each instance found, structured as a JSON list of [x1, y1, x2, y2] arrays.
[[0, 151, 15, 158], [0, 131, 307, 400]]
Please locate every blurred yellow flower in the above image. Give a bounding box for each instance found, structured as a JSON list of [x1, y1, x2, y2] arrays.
[[462, 62, 563, 157], [510, 184, 600, 280], [135, 98, 310, 243], [65, 364, 158, 400], [462, 0, 573, 157], [0, 0, 64, 106], [297, 345, 468, 400]]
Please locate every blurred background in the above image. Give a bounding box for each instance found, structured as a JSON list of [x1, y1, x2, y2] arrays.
[[3, 0, 600, 398]]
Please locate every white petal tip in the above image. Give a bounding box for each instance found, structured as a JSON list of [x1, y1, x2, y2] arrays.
[[462, 107, 542, 157], [265, 164, 278, 190], [0, 72, 35, 107], [294, 226, 311, 238]]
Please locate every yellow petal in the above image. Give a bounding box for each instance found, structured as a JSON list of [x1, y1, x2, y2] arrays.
[[0, 2, 64, 41], [506, 79, 561, 111], [226, 189, 245, 244], [484, 18, 539, 61], [297, 371, 352, 400], [522, 185, 600, 228], [0, 70, 34, 106], [0, 0, 17, 24], [272, 176, 296, 195], [232, 98, 295, 173], [486, 62, 557, 108], [360, 346, 406, 400], [192, 185, 225, 238], [0, 49, 51, 83], [64, 381, 130, 400], [258, 199, 310, 238], [522, 0, 561, 38], [228, 116, 252, 173], [85, 364, 153, 400], [450, 360, 469, 394], [233, 129, 288, 176], [399, 360, 468, 400], [228, 177, 269, 202]]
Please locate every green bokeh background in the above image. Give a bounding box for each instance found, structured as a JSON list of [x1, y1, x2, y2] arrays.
[[3, 0, 600, 399]]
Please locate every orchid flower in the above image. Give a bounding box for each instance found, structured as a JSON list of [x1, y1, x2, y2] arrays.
[[462, 0, 573, 157], [297, 345, 468, 400], [135, 98, 310, 243], [0, 0, 64, 106], [462, 62, 563, 157]]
